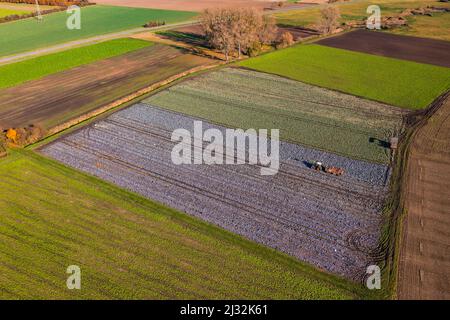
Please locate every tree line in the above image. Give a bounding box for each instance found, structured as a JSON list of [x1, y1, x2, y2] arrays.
[[200, 8, 279, 60], [200, 6, 341, 61]]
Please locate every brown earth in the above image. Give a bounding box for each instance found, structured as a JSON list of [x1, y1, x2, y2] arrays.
[[398, 94, 450, 299], [276, 26, 319, 40], [94, 0, 280, 11], [0, 44, 213, 130], [131, 29, 225, 59], [317, 29, 450, 68]]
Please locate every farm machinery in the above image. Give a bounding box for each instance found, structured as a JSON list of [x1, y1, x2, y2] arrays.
[[312, 161, 344, 176]]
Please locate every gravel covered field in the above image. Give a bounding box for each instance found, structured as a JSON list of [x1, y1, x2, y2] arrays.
[[42, 104, 390, 280], [145, 68, 407, 164]]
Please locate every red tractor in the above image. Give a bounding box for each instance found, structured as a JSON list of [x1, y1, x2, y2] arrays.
[[312, 161, 344, 176]]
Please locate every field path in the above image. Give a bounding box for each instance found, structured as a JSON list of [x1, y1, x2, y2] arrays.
[[398, 94, 450, 299], [0, 20, 197, 66], [0, 2, 315, 66]]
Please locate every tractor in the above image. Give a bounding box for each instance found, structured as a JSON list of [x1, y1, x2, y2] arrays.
[[311, 161, 344, 176]]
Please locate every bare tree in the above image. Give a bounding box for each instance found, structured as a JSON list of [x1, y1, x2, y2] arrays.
[[276, 31, 294, 49], [201, 8, 278, 60], [231, 9, 255, 58], [317, 6, 341, 35], [258, 15, 278, 46], [201, 8, 235, 60]]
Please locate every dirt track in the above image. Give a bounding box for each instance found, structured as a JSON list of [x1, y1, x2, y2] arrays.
[[0, 44, 213, 130], [398, 95, 450, 299], [317, 30, 450, 68]]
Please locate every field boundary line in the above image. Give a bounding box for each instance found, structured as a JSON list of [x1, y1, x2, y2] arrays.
[[378, 89, 450, 299], [0, 20, 199, 66], [45, 61, 222, 138]]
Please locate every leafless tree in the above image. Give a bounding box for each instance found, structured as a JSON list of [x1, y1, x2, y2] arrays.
[[317, 5, 341, 35], [201, 8, 235, 60], [276, 31, 294, 49], [201, 8, 278, 60], [259, 15, 278, 46]]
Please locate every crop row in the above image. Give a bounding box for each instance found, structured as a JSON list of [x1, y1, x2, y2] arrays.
[[145, 68, 407, 164], [42, 104, 389, 280]]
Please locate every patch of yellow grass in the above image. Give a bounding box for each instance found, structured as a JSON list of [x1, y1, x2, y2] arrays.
[[275, 0, 450, 39], [390, 12, 450, 41]]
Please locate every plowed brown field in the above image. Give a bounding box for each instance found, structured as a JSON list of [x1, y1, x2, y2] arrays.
[[398, 94, 450, 299], [317, 30, 450, 68], [0, 44, 213, 130]]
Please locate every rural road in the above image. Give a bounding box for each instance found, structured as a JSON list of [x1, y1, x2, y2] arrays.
[[0, 3, 319, 66], [0, 20, 199, 66]]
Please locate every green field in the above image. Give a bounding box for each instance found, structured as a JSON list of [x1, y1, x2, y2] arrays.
[[0, 5, 196, 57], [0, 8, 30, 18], [145, 68, 405, 163], [0, 149, 368, 299], [0, 38, 152, 89], [390, 12, 450, 42], [239, 44, 450, 109], [275, 0, 450, 27]]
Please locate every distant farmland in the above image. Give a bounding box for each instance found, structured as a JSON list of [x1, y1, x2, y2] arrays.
[[0, 44, 214, 130], [0, 150, 361, 299], [145, 68, 406, 164], [0, 5, 196, 57], [239, 44, 450, 109], [0, 38, 152, 89], [316, 29, 450, 69], [0, 8, 30, 18], [42, 103, 391, 280]]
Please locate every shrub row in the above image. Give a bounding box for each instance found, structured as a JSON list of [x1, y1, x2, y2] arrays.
[[143, 21, 166, 28], [1, 125, 46, 147]]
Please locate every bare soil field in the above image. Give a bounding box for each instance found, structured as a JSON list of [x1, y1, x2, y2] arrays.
[[94, 0, 278, 11], [317, 30, 450, 68], [41, 103, 392, 281], [0, 44, 213, 130], [398, 94, 450, 299], [94, 0, 315, 12], [277, 26, 319, 40]]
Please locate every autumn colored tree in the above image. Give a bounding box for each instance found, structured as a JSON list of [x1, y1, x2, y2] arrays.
[[5, 128, 18, 144], [3, 124, 45, 146], [201, 8, 278, 60], [258, 15, 278, 46], [201, 8, 235, 60], [276, 31, 294, 49], [317, 6, 341, 35]]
